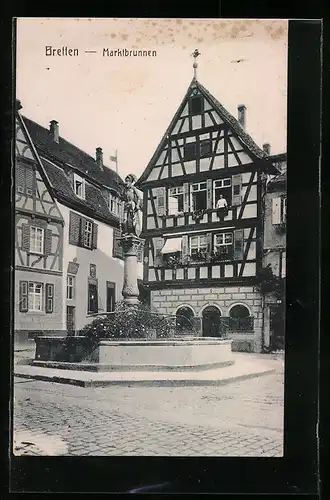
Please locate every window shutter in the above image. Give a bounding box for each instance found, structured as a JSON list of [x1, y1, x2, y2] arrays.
[[282, 197, 287, 222], [25, 167, 34, 195], [137, 243, 143, 263], [281, 251, 286, 278], [181, 235, 189, 263], [206, 179, 213, 209], [183, 183, 190, 212], [19, 281, 28, 312], [272, 197, 281, 224], [232, 174, 242, 206], [156, 187, 166, 216], [153, 237, 164, 267], [92, 222, 98, 249], [206, 232, 213, 255], [45, 283, 54, 313], [21, 224, 30, 252], [69, 212, 82, 246], [44, 228, 52, 255], [233, 229, 244, 260], [113, 228, 123, 258], [16, 164, 25, 193]]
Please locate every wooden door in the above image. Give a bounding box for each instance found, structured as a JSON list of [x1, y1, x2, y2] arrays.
[[106, 281, 116, 312]]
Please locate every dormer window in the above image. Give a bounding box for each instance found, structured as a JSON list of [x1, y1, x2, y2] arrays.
[[106, 191, 122, 217], [73, 173, 85, 199], [189, 96, 203, 115]]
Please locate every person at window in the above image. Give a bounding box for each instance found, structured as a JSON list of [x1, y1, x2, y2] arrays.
[[216, 195, 228, 221]]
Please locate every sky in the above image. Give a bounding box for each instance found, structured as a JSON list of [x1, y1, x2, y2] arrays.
[[16, 18, 288, 181]]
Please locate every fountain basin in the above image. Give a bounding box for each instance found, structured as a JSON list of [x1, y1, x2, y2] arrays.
[[33, 337, 234, 372]]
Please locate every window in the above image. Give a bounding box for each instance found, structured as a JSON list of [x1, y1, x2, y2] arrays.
[[183, 142, 196, 161], [19, 281, 54, 313], [213, 232, 233, 260], [67, 276, 75, 299], [83, 220, 93, 248], [168, 186, 184, 215], [190, 234, 208, 259], [88, 281, 98, 314], [29, 226, 44, 254], [272, 196, 286, 225], [200, 139, 212, 157], [229, 304, 253, 332], [191, 182, 207, 211], [16, 164, 35, 196], [214, 232, 233, 247], [69, 212, 98, 250], [73, 173, 85, 199], [28, 282, 43, 311], [189, 96, 203, 115], [214, 178, 232, 208]]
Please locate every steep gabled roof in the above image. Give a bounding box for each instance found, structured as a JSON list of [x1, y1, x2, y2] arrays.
[[196, 80, 268, 159], [136, 77, 273, 186], [40, 157, 120, 227], [23, 116, 124, 194]]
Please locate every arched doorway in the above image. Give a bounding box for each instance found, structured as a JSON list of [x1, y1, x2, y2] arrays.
[[229, 304, 252, 332], [202, 306, 222, 337], [176, 306, 195, 334]]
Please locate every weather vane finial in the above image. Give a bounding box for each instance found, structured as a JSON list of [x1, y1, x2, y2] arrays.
[[191, 48, 201, 79]]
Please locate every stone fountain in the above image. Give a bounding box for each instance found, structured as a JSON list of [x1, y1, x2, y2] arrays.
[[118, 173, 144, 306]]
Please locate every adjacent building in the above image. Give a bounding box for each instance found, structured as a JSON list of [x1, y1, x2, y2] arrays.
[[15, 101, 143, 341], [136, 76, 280, 352], [262, 152, 287, 350], [15, 103, 65, 342]]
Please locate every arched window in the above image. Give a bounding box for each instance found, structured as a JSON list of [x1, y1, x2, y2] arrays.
[[229, 304, 253, 332], [176, 306, 195, 334], [202, 306, 223, 337]]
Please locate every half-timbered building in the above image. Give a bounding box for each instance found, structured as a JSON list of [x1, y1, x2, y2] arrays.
[[136, 76, 280, 352], [15, 102, 65, 343], [16, 102, 143, 337]]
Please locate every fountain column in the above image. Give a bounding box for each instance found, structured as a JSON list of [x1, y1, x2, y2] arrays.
[[119, 235, 143, 306]]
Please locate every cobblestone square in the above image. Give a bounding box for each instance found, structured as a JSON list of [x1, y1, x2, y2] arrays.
[[13, 354, 284, 457]]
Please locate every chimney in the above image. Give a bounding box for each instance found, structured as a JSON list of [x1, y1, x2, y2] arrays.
[[96, 147, 104, 170], [237, 104, 246, 128], [49, 120, 59, 143], [263, 143, 271, 155]]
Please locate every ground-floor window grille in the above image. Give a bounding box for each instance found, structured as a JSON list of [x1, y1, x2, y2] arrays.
[[228, 304, 254, 332]]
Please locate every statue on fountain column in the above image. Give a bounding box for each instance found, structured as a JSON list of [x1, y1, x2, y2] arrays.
[[122, 174, 142, 238]]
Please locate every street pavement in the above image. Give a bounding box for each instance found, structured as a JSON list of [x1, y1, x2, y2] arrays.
[[13, 353, 284, 457]]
